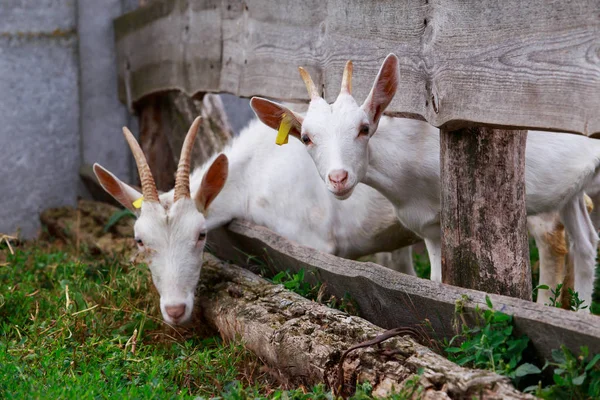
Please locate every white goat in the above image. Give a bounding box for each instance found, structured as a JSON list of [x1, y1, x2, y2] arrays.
[[94, 118, 228, 325], [250, 54, 600, 308]]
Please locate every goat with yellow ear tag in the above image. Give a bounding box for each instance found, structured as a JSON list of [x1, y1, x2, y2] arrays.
[[93, 117, 228, 325]]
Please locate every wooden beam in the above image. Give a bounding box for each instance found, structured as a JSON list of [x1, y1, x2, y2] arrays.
[[440, 127, 531, 300], [114, 0, 600, 135], [206, 219, 600, 363]]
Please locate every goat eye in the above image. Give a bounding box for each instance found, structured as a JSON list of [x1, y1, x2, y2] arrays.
[[198, 231, 207, 242], [135, 238, 144, 246], [358, 125, 370, 136], [301, 135, 312, 145]]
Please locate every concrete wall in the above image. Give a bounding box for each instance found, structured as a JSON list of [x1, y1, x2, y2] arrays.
[[0, 1, 79, 238], [78, 0, 132, 183], [219, 94, 255, 135], [0, 1, 254, 238]]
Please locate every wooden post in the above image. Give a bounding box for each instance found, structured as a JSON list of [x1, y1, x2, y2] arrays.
[[138, 95, 177, 191], [137, 92, 234, 191], [440, 127, 531, 300]]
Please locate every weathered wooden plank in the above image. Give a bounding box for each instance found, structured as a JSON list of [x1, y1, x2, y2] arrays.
[[114, 0, 600, 134], [207, 219, 600, 363], [114, 0, 222, 108], [440, 127, 532, 300]]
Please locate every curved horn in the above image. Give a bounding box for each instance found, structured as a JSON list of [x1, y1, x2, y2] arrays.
[[173, 116, 202, 202], [340, 60, 353, 95], [298, 67, 320, 99], [122, 127, 159, 203]]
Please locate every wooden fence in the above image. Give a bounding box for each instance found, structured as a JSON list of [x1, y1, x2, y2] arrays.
[[114, 0, 600, 135], [208, 220, 600, 363], [113, 0, 600, 347]]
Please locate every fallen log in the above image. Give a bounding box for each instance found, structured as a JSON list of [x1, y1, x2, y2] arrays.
[[197, 253, 533, 399]]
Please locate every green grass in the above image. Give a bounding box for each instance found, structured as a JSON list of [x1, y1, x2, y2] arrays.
[[446, 296, 541, 387], [0, 241, 285, 399], [424, 239, 600, 398], [275, 261, 600, 398], [0, 240, 419, 399], [1, 232, 598, 399], [412, 250, 431, 280], [446, 296, 600, 399]]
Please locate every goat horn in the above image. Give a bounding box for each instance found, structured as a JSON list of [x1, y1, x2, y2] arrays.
[[298, 67, 320, 99], [340, 60, 353, 95], [122, 127, 159, 203], [173, 116, 201, 202]]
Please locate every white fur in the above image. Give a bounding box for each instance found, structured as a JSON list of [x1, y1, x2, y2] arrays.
[[367, 122, 599, 307], [527, 213, 567, 305], [170, 119, 423, 265]]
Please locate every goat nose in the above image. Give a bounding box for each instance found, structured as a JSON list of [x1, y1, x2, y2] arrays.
[[165, 304, 186, 320], [328, 170, 348, 185]]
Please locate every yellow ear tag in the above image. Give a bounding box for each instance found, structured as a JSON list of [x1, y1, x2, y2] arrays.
[[132, 196, 144, 209], [275, 114, 292, 146]]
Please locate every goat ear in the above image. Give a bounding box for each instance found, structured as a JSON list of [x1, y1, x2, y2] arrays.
[[195, 154, 228, 213], [250, 97, 303, 140], [93, 163, 142, 212], [361, 54, 399, 127]]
